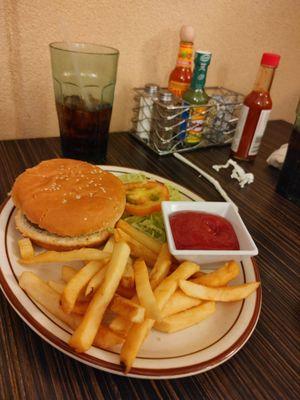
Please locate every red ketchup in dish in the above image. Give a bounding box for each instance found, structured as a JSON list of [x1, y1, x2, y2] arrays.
[[169, 211, 240, 250]]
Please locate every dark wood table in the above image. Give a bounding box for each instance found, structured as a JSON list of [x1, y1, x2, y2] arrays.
[[0, 120, 298, 400]]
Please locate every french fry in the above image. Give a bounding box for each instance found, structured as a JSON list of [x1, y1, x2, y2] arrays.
[[61, 261, 103, 314], [116, 285, 136, 299], [48, 280, 65, 294], [117, 220, 162, 254], [85, 263, 108, 296], [121, 319, 154, 373], [149, 243, 172, 289], [61, 265, 77, 283], [93, 325, 124, 349], [69, 241, 130, 352], [120, 261, 200, 373], [109, 315, 132, 337], [103, 236, 115, 253], [48, 281, 90, 315], [19, 272, 81, 329], [110, 259, 197, 338], [110, 294, 145, 323], [114, 243, 167, 320], [114, 228, 157, 267], [113, 228, 123, 242], [19, 248, 111, 265], [84, 257, 135, 299], [19, 272, 122, 349], [61, 266, 92, 303], [153, 262, 200, 309], [154, 302, 216, 333], [191, 271, 205, 279], [179, 280, 260, 302], [120, 258, 135, 289], [192, 261, 240, 287], [134, 259, 161, 320], [161, 289, 202, 318], [18, 238, 34, 259], [72, 301, 89, 315]]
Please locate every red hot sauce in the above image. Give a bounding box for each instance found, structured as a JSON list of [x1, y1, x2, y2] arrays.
[[231, 53, 280, 161], [169, 211, 240, 251]]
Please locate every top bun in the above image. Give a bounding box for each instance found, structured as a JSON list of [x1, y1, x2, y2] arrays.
[[12, 159, 126, 237]]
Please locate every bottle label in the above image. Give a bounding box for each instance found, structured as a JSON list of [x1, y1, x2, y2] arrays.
[[191, 51, 212, 90], [185, 104, 206, 144], [231, 105, 250, 152], [176, 42, 193, 68], [248, 110, 271, 155], [168, 80, 189, 97]]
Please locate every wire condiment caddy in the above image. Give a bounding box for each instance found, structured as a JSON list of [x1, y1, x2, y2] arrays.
[[131, 86, 244, 155]]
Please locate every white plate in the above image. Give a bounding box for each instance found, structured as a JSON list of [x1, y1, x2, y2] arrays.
[[0, 165, 261, 379]]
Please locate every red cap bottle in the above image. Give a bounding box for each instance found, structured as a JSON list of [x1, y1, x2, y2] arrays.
[[231, 53, 281, 161], [261, 53, 281, 68]]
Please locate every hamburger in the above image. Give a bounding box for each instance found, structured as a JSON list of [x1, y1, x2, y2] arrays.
[[11, 158, 125, 250]]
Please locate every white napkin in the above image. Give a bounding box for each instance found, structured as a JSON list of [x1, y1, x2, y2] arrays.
[[212, 159, 254, 188], [266, 143, 288, 169]]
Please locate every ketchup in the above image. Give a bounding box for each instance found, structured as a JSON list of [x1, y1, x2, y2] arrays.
[[169, 211, 240, 251]]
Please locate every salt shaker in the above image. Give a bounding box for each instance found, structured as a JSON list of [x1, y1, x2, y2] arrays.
[[151, 89, 178, 153], [136, 83, 159, 142]]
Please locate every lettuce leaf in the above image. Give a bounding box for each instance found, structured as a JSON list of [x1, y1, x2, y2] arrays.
[[119, 173, 147, 184], [123, 212, 166, 242]]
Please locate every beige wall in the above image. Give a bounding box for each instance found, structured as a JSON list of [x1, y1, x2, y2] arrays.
[[1, 0, 299, 140]]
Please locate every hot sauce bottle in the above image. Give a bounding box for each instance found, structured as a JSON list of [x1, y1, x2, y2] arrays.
[[231, 53, 281, 161], [168, 25, 195, 98], [182, 50, 212, 144]]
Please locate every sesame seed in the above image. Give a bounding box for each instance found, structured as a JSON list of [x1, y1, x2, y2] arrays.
[[84, 217, 87, 221], [75, 195, 81, 200], [62, 199, 67, 204]]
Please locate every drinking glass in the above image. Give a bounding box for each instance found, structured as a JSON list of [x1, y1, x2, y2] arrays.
[[50, 42, 119, 163]]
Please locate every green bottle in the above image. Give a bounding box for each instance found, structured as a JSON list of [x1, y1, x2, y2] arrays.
[[183, 50, 212, 144]]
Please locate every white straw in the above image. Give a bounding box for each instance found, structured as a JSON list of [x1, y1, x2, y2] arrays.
[[173, 152, 238, 211]]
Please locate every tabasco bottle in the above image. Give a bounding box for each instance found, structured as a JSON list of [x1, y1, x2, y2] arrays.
[[168, 25, 195, 97], [231, 53, 281, 161], [182, 50, 212, 144]]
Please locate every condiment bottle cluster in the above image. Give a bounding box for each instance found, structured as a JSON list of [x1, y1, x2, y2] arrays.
[[134, 25, 281, 159]]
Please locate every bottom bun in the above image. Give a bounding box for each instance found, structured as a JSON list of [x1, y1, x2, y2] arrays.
[[15, 210, 110, 251]]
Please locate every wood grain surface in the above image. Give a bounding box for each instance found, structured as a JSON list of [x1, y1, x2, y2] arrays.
[[0, 120, 299, 400]]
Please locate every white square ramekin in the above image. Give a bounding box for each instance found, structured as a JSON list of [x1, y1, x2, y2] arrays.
[[162, 201, 258, 266]]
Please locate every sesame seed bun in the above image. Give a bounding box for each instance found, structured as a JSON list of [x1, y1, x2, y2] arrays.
[[12, 159, 125, 249]]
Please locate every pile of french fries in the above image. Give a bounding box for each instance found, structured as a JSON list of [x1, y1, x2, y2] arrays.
[[17, 220, 260, 373]]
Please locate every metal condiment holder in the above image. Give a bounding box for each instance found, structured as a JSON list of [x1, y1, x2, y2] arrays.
[[131, 86, 244, 155]]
